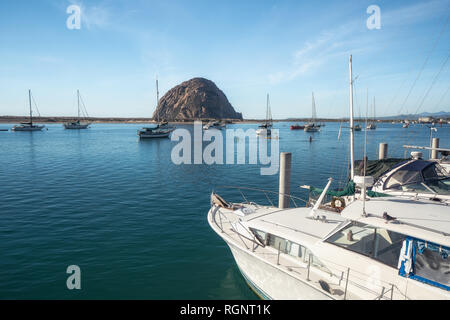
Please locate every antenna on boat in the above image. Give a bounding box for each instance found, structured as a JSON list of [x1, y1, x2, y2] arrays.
[[349, 55, 355, 180], [156, 76, 159, 123], [362, 88, 369, 217], [77, 89, 80, 120], [28, 89, 32, 125]]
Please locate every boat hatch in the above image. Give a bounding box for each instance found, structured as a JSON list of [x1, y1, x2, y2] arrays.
[[398, 237, 450, 291]]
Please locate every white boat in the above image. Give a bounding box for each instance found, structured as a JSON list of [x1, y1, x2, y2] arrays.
[[138, 77, 174, 139], [366, 97, 377, 130], [64, 90, 90, 129], [207, 55, 450, 300], [356, 156, 450, 203], [208, 192, 450, 299], [256, 94, 272, 136], [203, 121, 225, 130], [138, 125, 173, 138], [304, 92, 320, 132], [11, 90, 45, 132]]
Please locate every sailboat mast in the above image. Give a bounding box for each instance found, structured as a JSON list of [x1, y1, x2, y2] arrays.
[[77, 89, 80, 119], [312, 92, 316, 123], [28, 89, 32, 125], [156, 77, 160, 123], [373, 96, 376, 122], [349, 55, 355, 180]]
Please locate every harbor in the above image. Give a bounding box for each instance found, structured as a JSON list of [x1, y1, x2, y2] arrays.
[[1, 0, 449, 303], [0, 118, 448, 299]]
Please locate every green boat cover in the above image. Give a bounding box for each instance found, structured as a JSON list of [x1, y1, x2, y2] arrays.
[[309, 181, 390, 198], [309, 181, 356, 197], [354, 158, 406, 180]]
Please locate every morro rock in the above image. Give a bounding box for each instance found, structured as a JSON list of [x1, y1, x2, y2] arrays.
[[153, 77, 242, 121]]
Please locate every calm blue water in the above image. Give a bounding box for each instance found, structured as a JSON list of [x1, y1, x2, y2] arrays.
[[0, 122, 448, 299]]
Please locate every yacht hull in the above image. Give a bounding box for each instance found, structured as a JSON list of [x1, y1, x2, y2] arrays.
[[223, 239, 332, 300], [138, 132, 171, 139], [256, 129, 271, 136], [11, 126, 45, 131], [64, 124, 89, 129]]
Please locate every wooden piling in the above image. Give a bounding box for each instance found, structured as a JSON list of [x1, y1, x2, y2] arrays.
[[278, 152, 292, 209], [431, 138, 440, 159], [378, 143, 388, 160]]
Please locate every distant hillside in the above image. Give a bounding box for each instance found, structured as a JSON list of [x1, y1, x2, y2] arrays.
[[378, 111, 450, 120]]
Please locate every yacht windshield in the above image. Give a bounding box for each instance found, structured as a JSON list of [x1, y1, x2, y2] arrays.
[[384, 161, 450, 195]]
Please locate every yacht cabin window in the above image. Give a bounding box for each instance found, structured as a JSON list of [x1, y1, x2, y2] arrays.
[[325, 222, 407, 268], [250, 228, 330, 273], [384, 161, 450, 194]]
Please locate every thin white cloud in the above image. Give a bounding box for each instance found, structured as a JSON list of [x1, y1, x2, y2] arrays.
[[268, 0, 450, 85]]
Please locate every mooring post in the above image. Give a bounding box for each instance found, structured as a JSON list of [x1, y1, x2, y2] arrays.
[[279, 152, 292, 209], [378, 143, 388, 160], [431, 138, 440, 159]]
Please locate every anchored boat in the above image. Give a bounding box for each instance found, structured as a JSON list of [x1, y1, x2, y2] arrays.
[[64, 90, 90, 129], [256, 94, 273, 136], [304, 93, 320, 132], [11, 90, 45, 132], [356, 154, 450, 203], [290, 124, 305, 130], [203, 121, 225, 130], [366, 97, 377, 130], [138, 77, 174, 139]]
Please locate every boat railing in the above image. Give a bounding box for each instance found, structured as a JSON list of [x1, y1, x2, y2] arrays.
[[213, 185, 308, 208], [212, 205, 263, 251], [314, 255, 404, 300]]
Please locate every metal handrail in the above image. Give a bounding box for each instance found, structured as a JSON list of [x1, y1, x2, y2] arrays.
[[213, 205, 262, 250], [214, 185, 308, 208]]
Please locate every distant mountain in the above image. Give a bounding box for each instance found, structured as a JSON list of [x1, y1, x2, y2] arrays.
[[378, 111, 450, 120], [153, 78, 243, 121]]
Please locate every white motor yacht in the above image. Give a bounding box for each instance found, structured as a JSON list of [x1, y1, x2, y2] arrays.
[[362, 156, 450, 203], [208, 191, 450, 299], [203, 121, 225, 130]]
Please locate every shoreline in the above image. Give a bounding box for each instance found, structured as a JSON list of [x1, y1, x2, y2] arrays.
[[0, 116, 423, 124]]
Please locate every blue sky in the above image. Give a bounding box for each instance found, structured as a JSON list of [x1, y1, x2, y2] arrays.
[[0, 0, 449, 119]]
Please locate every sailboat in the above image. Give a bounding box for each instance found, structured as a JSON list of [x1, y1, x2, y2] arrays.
[[366, 97, 377, 130], [138, 77, 174, 139], [256, 94, 272, 136], [64, 90, 90, 129], [206, 55, 450, 300], [354, 106, 362, 131], [304, 92, 319, 132], [11, 90, 45, 131]]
